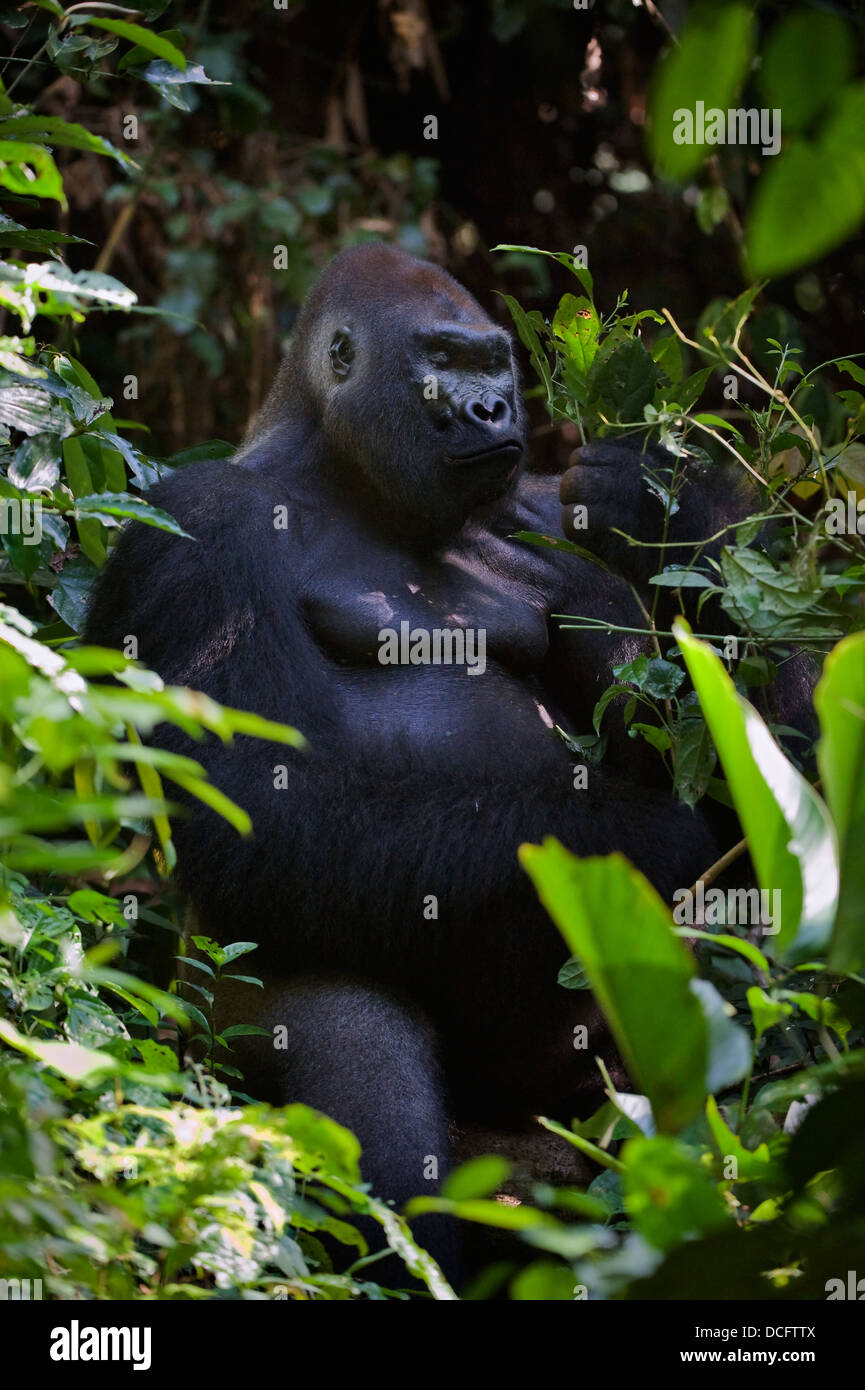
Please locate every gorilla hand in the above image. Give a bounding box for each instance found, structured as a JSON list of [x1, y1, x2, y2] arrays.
[[558, 435, 750, 589], [559, 436, 672, 583]]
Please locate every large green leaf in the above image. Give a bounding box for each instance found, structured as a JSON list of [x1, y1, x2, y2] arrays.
[[747, 83, 865, 279], [647, 4, 755, 180], [815, 632, 865, 973], [519, 840, 708, 1130], [676, 621, 838, 960], [758, 10, 854, 134], [0, 115, 132, 166], [746, 140, 865, 280], [69, 17, 186, 70]]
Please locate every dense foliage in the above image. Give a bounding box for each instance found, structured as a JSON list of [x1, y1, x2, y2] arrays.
[[0, 1, 863, 1301]]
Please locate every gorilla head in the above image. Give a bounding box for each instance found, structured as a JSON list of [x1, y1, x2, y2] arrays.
[[252, 243, 527, 538]]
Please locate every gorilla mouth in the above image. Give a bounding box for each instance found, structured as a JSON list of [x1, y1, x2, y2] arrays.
[[446, 441, 523, 467]]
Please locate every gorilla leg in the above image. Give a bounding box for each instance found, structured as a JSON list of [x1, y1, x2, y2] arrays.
[[216, 974, 458, 1283]]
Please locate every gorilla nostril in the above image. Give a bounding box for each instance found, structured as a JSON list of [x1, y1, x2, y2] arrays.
[[465, 392, 512, 428]]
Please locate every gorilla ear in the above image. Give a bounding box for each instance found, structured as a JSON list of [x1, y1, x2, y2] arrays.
[[328, 327, 355, 380]]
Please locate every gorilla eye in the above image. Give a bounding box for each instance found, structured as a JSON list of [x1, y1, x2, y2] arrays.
[[429, 350, 450, 368], [329, 328, 355, 379]]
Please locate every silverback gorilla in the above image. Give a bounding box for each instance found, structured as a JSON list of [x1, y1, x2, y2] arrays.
[[86, 243, 754, 1279]]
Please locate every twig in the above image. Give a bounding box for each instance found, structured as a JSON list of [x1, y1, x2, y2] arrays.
[[685, 837, 747, 902]]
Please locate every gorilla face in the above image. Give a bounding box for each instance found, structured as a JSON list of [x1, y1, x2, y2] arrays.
[[291, 244, 528, 540], [409, 320, 524, 476]]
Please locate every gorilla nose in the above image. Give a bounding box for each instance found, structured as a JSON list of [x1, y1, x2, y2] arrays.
[[463, 392, 513, 429]]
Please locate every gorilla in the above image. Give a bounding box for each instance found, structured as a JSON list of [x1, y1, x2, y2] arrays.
[[85, 243, 766, 1280]]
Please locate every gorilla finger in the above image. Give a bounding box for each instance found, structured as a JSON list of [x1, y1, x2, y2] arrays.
[[567, 442, 647, 473], [559, 465, 587, 504]]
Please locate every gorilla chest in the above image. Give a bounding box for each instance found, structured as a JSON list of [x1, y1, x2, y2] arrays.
[[306, 552, 551, 674]]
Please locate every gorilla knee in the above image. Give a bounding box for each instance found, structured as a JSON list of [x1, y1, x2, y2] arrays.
[[255, 978, 458, 1282], [222, 977, 451, 1201]]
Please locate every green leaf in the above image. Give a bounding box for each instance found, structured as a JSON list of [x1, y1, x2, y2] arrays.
[[649, 567, 714, 588], [406, 1195, 554, 1232], [759, 10, 854, 133], [678, 928, 770, 975], [672, 714, 716, 809], [588, 337, 657, 423], [652, 333, 683, 386], [191, 934, 226, 965], [29, 263, 137, 310], [0, 1018, 120, 1083], [815, 632, 865, 973], [647, 3, 755, 180], [442, 1155, 511, 1201], [174, 954, 215, 979], [552, 293, 600, 380], [117, 28, 186, 73], [0, 142, 66, 207], [0, 382, 68, 436], [215, 707, 305, 747], [10, 431, 62, 490], [70, 17, 187, 70], [0, 219, 86, 253], [643, 657, 685, 699], [705, 1095, 774, 1181], [593, 683, 635, 735], [167, 439, 234, 466], [510, 1262, 582, 1301], [746, 137, 865, 280], [557, 955, 591, 989], [690, 978, 750, 1092], [499, 294, 553, 405], [63, 438, 106, 568], [631, 722, 671, 756], [178, 1001, 210, 1035], [130, 59, 219, 95], [676, 366, 713, 412], [747, 985, 792, 1043], [719, 546, 835, 641], [0, 116, 132, 166], [67, 888, 127, 926], [835, 358, 865, 388], [622, 1135, 729, 1252], [492, 243, 594, 297], [221, 941, 259, 964], [692, 413, 743, 437], [71, 492, 193, 538], [675, 621, 839, 960], [49, 555, 97, 631], [519, 841, 709, 1130]]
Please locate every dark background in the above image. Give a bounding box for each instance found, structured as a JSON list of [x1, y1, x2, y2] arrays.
[[8, 0, 865, 460]]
